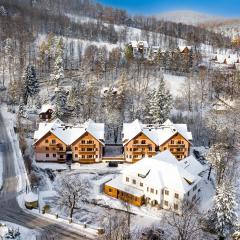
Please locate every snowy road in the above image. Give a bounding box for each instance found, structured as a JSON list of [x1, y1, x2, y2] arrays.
[[0, 111, 93, 240]]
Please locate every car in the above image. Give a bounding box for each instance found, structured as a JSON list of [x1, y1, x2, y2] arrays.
[[108, 161, 118, 167], [193, 149, 201, 159]]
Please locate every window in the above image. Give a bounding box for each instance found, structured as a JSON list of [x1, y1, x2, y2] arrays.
[[96, 155, 98, 158], [165, 190, 169, 195], [53, 154, 56, 157], [52, 139, 56, 144], [170, 140, 174, 144], [109, 188, 112, 193], [174, 204, 178, 210], [147, 187, 149, 192], [149, 155, 152, 158], [126, 177, 129, 182], [187, 191, 190, 196], [82, 148, 85, 151], [193, 185, 197, 191], [141, 140, 146, 144], [130, 148, 132, 151], [60, 155, 64, 158], [130, 155, 132, 158], [82, 155, 85, 159], [164, 147, 167, 150], [88, 140, 93, 144], [45, 139, 49, 143], [75, 147, 78, 150], [140, 182, 143, 187], [46, 154, 49, 157], [156, 190, 158, 195], [133, 140, 138, 144], [192, 194, 196, 201], [132, 179, 136, 184], [150, 188, 154, 193], [164, 201, 168, 206], [175, 193, 179, 199], [96, 148, 98, 151], [81, 140, 85, 144], [46, 147, 49, 151], [75, 154, 78, 158]]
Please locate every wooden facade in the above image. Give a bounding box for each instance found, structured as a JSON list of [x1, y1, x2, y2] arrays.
[[39, 109, 54, 121], [104, 184, 144, 207], [124, 133, 190, 163], [34, 131, 103, 163], [124, 133, 157, 163], [160, 133, 190, 160], [71, 132, 103, 164], [34, 132, 67, 162]]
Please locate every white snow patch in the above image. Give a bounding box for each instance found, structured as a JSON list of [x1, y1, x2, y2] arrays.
[[0, 221, 38, 240]]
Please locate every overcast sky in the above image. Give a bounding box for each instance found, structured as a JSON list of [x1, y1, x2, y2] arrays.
[[98, 0, 240, 17]]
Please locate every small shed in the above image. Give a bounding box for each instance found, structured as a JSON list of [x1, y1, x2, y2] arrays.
[[39, 104, 55, 121], [93, 176, 112, 194], [24, 192, 38, 209]]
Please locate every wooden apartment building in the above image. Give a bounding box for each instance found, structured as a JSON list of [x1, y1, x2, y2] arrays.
[[33, 118, 105, 163], [122, 119, 192, 163]]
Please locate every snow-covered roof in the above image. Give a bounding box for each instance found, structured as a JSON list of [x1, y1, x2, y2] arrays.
[[212, 98, 235, 111], [122, 151, 201, 193], [106, 175, 144, 197], [34, 118, 105, 146], [179, 46, 191, 52], [129, 41, 149, 48], [24, 192, 38, 202], [122, 119, 192, 146], [178, 155, 205, 176], [216, 54, 239, 65], [39, 104, 55, 114]]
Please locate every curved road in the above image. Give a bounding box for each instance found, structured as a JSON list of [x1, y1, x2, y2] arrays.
[[0, 112, 93, 240]]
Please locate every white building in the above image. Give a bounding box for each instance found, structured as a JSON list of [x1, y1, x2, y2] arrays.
[[105, 150, 204, 213]]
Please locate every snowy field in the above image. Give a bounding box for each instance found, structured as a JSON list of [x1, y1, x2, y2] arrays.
[[0, 221, 38, 240], [163, 74, 186, 97]]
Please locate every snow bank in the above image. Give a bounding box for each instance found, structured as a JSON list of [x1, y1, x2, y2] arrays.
[[0, 221, 38, 240]]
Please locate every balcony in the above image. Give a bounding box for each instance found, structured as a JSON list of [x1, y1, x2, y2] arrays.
[[79, 150, 96, 153], [168, 144, 185, 147], [57, 148, 65, 152], [132, 143, 149, 146], [79, 143, 96, 146]]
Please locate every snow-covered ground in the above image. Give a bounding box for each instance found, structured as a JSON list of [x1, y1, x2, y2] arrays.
[[163, 74, 186, 97], [0, 221, 38, 240], [36, 162, 214, 233]]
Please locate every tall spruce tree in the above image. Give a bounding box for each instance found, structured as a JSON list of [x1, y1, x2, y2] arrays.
[[147, 77, 172, 124], [210, 182, 237, 239], [23, 65, 39, 105]]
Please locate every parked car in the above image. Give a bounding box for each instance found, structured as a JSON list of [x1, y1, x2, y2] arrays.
[[108, 161, 118, 167], [193, 149, 201, 159]]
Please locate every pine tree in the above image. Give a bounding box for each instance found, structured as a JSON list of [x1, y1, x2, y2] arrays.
[[54, 87, 68, 119], [211, 182, 237, 239], [124, 45, 133, 61], [53, 37, 64, 87], [23, 65, 39, 105], [147, 77, 172, 124]]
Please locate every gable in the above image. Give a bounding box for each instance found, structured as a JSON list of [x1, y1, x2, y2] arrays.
[[34, 131, 66, 147], [71, 131, 103, 146], [160, 132, 191, 147]]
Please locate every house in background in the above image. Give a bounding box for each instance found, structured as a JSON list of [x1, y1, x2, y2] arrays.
[[129, 41, 149, 59], [122, 119, 192, 163], [33, 118, 105, 163], [104, 150, 203, 213], [39, 104, 55, 121]]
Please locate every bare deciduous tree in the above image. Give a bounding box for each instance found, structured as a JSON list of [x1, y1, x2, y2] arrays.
[[54, 173, 91, 219]]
